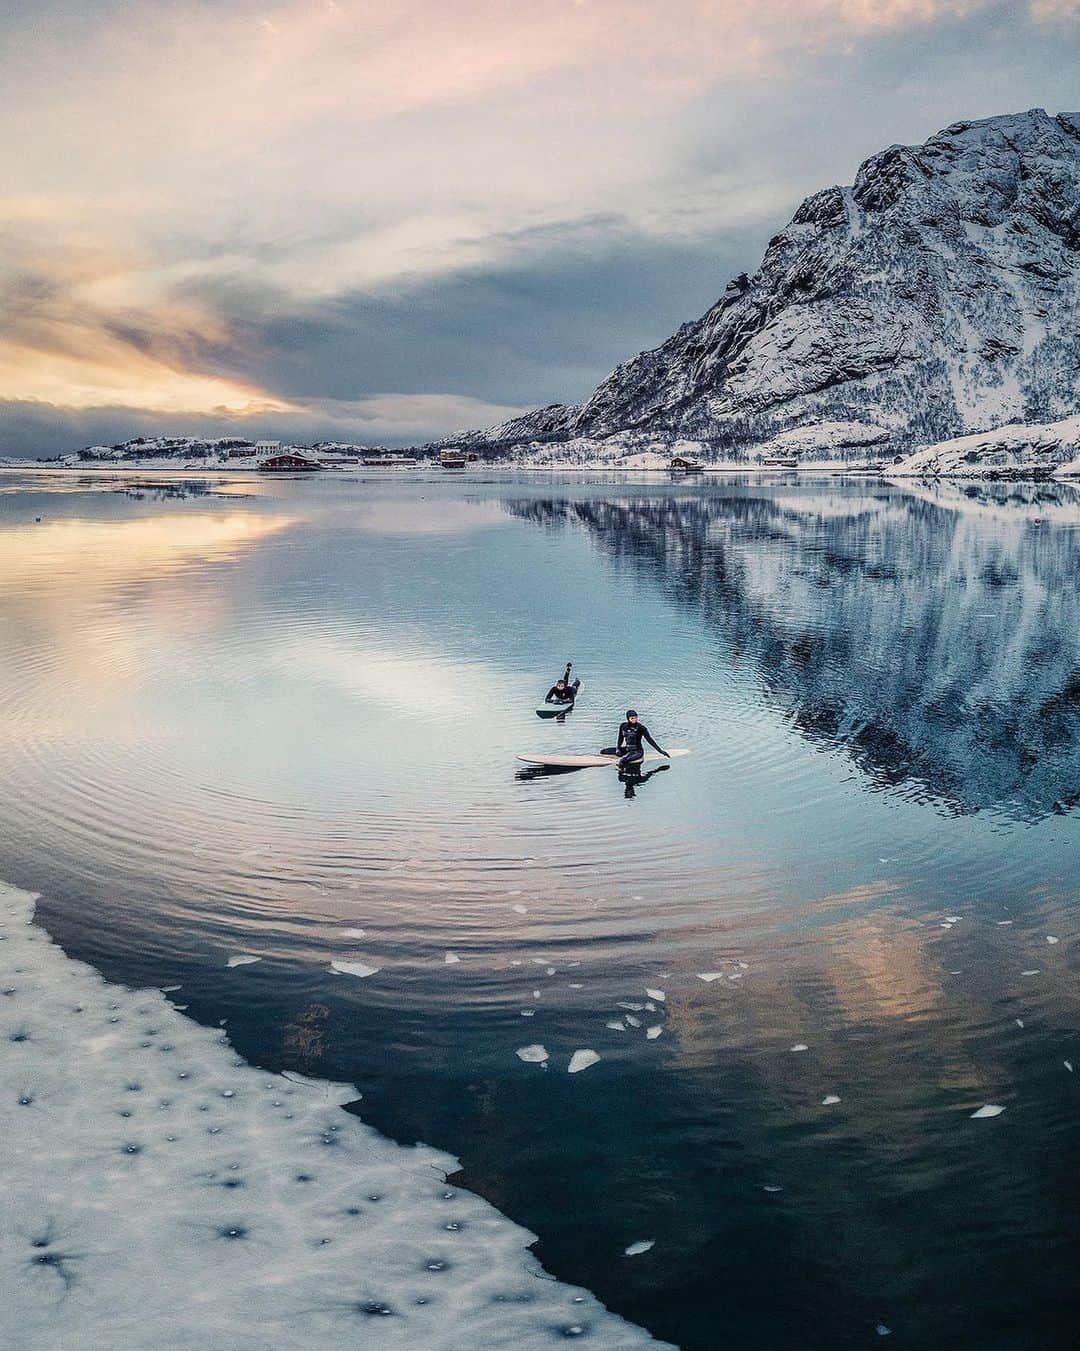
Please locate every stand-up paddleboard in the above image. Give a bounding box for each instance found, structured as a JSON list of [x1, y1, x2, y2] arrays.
[[517, 748, 690, 768], [536, 680, 582, 717]]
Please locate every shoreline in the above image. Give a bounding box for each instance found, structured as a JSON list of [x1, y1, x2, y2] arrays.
[[2, 462, 1075, 482], [0, 879, 666, 1349]]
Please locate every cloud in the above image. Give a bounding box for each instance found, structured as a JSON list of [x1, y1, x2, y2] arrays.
[[0, 1, 1076, 452]]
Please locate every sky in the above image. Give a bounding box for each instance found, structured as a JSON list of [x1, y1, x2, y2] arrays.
[[1, 1, 1078, 456]]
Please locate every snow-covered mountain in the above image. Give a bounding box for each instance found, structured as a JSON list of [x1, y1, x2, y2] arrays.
[[461, 109, 1080, 462]]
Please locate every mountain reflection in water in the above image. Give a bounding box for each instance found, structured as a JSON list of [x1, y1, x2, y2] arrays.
[[505, 480, 1080, 820]]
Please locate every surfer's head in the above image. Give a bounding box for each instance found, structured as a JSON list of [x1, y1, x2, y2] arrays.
[[555, 679, 566, 689], [626, 709, 638, 722]]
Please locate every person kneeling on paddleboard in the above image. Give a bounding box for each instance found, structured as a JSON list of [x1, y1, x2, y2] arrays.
[[545, 661, 580, 705], [613, 710, 668, 771]]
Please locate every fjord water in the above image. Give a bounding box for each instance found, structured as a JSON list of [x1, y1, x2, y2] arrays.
[[0, 469, 1076, 1349]]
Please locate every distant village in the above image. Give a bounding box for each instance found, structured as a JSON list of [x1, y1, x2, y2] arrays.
[[46, 436, 484, 471]]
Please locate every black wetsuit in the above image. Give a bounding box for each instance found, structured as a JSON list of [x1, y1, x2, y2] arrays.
[[546, 679, 579, 704], [616, 720, 665, 768]]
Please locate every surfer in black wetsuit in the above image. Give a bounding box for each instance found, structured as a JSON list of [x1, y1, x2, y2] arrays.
[[545, 661, 580, 705], [613, 710, 668, 772]]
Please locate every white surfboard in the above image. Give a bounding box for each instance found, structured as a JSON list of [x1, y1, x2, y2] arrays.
[[517, 748, 690, 768], [536, 700, 576, 716]]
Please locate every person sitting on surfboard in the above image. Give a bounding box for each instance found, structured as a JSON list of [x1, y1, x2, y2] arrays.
[[614, 710, 668, 771], [545, 662, 580, 705]]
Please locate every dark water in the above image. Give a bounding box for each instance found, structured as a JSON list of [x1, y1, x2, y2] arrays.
[[0, 468, 1077, 1349]]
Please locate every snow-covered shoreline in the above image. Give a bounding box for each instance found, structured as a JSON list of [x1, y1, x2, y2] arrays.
[[0, 880, 665, 1349]]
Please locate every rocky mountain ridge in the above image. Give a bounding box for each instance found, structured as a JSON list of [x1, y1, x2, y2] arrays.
[[454, 109, 1080, 463]]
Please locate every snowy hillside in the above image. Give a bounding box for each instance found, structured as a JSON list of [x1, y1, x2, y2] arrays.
[[891, 414, 1080, 478], [461, 109, 1080, 462]]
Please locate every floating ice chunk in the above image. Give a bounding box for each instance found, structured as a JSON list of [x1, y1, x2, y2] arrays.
[[546, 968, 556, 976], [532, 990, 541, 999], [821, 1095, 841, 1105], [516, 1044, 548, 1063], [520, 1009, 535, 1017], [729, 972, 743, 980], [645, 989, 666, 1002], [762, 1184, 783, 1193], [444, 952, 461, 964], [996, 919, 1013, 925], [1065, 1061, 1074, 1073], [569, 982, 584, 989], [1046, 936, 1059, 944], [646, 1026, 663, 1040], [876, 1326, 892, 1338], [511, 904, 528, 915], [330, 959, 380, 978], [338, 928, 366, 939], [161, 984, 182, 993], [226, 955, 260, 968], [970, 1104, 1005, 1119], [568, 1050, 600, 1074], [625, 1015, 641, 1028], [946, 917, 961, 924], [605, 1020, 626, 1032], [1015, 1019, 1025, 1028], [623, 1240, 654, 1257], [617, 1002, 645, 1011], [1021, 970, 1041, 976], [790, 1044, 809, 1053], [697, 972, 723, 982]]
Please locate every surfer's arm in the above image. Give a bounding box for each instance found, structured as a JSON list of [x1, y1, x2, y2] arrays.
[[641, 726, 668, 755], [545, 684, 560, 702]]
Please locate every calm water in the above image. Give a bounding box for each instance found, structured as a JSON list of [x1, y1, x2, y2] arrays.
[[0, 468, 1077, 1349]]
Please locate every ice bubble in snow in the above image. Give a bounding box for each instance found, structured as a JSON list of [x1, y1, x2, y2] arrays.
[[329, 959, 380, 978], [0, 881, 664, 1349], [645, 989, 666, 1002], [338, 928, 366, 939], [516, 1044, 549, 1063], [1046, 936, 1059, 944], [568, 1050, 600, 1074], [623, 1240, 654, 1257], [821, 1095, 841, 1106], [970, 1104, 1006, 1119], [696, 972, 723, 982], [226, 955, 260, 968], [790, 1044, 809, 1053], [646, 1026, 663, 1040], [444, 952, 461, 964]]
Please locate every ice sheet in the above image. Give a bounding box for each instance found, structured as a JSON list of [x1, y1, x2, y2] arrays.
[[0, 882, 667, 1349]]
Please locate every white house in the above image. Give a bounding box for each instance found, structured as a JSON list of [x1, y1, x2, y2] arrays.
[[254, 440, 281, 453]]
